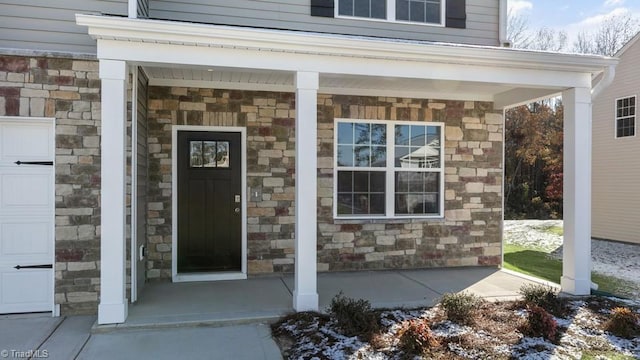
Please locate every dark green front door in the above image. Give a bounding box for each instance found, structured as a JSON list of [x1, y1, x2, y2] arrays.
[[177, 131, 242, 273]]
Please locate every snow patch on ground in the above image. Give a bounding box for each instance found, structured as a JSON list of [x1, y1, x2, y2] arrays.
[[504, 220, 640, 299]]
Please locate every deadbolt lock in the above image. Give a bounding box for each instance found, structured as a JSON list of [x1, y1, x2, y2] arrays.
[[234, 195, 241, 203]]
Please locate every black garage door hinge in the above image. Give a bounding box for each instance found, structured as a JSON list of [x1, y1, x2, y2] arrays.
[[14, 161, 53, 166], [14, 264, 53, 269]]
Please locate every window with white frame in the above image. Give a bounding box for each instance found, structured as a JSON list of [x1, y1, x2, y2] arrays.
[[337, 0, 444, 25], [335, 119, 444, 218], [339, 0, 386, 19], [616, 96, 636, 138]]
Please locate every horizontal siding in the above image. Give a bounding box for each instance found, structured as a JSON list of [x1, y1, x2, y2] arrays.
[[592, 38, 640, 245], [149, 0, 500, 46], [0, 0, 127, 54]]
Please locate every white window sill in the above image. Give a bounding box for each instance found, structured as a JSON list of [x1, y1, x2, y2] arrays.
[[335, 14, 445, 28], [333, 216, 445, 224]]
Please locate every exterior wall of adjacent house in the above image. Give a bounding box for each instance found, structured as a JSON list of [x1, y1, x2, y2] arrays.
[[0, 54, 102, 314], [0, 1, 128, 54], [146, 86, 503, 280], [149, 0, 500, 46], [592, 38, 640, 245]]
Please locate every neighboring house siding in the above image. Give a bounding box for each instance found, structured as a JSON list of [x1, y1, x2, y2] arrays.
[[149, 0, 500, 46], [592, 39, 640, 245], [0, 0, 128, 54], [146, 87, 503, 279]]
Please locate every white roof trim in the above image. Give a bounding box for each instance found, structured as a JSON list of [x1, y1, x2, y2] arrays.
[[76, 14, 616, 75]]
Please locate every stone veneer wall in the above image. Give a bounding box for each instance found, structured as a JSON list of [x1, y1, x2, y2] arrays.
[[317, 96, 503, 270], [147, 86, 503, 279], [0, 55, 101, 314]]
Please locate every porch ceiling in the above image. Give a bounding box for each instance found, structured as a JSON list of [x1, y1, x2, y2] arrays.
[[143, 64, 553, 104]]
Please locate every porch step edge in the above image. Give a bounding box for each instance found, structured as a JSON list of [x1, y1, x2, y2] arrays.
[[90, 314, 285, 334]]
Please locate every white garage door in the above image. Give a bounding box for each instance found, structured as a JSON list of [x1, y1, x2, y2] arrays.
[[0, 118, 54, 314]]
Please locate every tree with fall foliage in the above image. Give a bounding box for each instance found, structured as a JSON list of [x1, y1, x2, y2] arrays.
[[504, 101, 563, 219], [503, 11, 639, 219]]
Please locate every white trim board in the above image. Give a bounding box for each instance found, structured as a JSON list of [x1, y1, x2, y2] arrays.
[[130, 67, 139, 302], [171, 125, 248, 282]]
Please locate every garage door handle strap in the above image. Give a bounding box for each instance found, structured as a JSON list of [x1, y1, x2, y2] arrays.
[[14, 264, 53, 269], [14, 161, 53, 166]]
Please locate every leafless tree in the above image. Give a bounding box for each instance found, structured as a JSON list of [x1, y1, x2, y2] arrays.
[[508, 10, 532, 48], [529, 28, 567, 51], [508, 11, 567, 51], [572, 12, 640, 56]]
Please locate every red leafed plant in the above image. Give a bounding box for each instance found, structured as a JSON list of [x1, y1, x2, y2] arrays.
[[605, 307, 640, 339], [523, 305, 558, 341], [397, 318, 440, 356]]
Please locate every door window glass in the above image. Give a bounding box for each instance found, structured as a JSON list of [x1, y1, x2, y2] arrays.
[[190, 140, 230, 168]]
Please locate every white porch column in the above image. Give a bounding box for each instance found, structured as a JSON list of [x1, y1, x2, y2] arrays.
[[561, 87, 592, 295], [293, 71, 319, 311], [98, 59, 128, 324]]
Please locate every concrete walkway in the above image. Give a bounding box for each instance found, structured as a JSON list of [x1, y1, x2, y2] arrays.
[[0, 267, 547, 359], [0, 314, 281, 360]]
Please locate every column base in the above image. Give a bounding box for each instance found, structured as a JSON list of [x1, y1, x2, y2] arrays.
[[98, 301, 128, 324], [293, 290, 319, 312], [560, 276, 592, 296]]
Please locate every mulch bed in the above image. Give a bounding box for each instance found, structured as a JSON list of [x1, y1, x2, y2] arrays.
[[271, 296, 640, 359]]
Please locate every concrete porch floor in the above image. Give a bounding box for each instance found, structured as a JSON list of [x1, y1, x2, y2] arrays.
[[96, 267, 551, 331]]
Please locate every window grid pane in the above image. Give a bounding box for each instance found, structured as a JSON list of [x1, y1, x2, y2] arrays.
[[339, 0, 386, 19], [394, 172, 440, 215], [395, 0, 441, 24], [337, 171, 386, 215], [337, 121, 387, 167], [616, 96, 636, 138], [395, 124, 441, 168]]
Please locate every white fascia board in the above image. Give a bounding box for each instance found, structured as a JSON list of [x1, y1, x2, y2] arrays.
[[99, 39, 594, 89], [77, 14, 617, 76]]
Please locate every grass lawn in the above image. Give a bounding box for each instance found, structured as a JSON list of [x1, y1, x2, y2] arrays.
[[503, 244, 634, 297]]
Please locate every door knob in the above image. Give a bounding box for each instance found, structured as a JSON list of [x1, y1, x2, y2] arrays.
[[234, 207, 240, 214]]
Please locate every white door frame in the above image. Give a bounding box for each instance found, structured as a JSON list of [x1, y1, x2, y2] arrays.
[[171, 125, 247, 282], [130, 67, 139, 302], [0, 116, 56, 315]]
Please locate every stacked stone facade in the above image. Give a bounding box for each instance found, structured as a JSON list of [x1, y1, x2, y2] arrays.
[[316, 96, 503, 271], [147, 86, 503, 280], [0, 55, 101, 314]]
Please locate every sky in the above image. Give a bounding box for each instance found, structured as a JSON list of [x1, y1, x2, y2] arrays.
[[508, 0, 640, 45]]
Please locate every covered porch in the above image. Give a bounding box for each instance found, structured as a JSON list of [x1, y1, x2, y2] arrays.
[[75, 14, 617, 325], [97, 267, 549, 330]]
